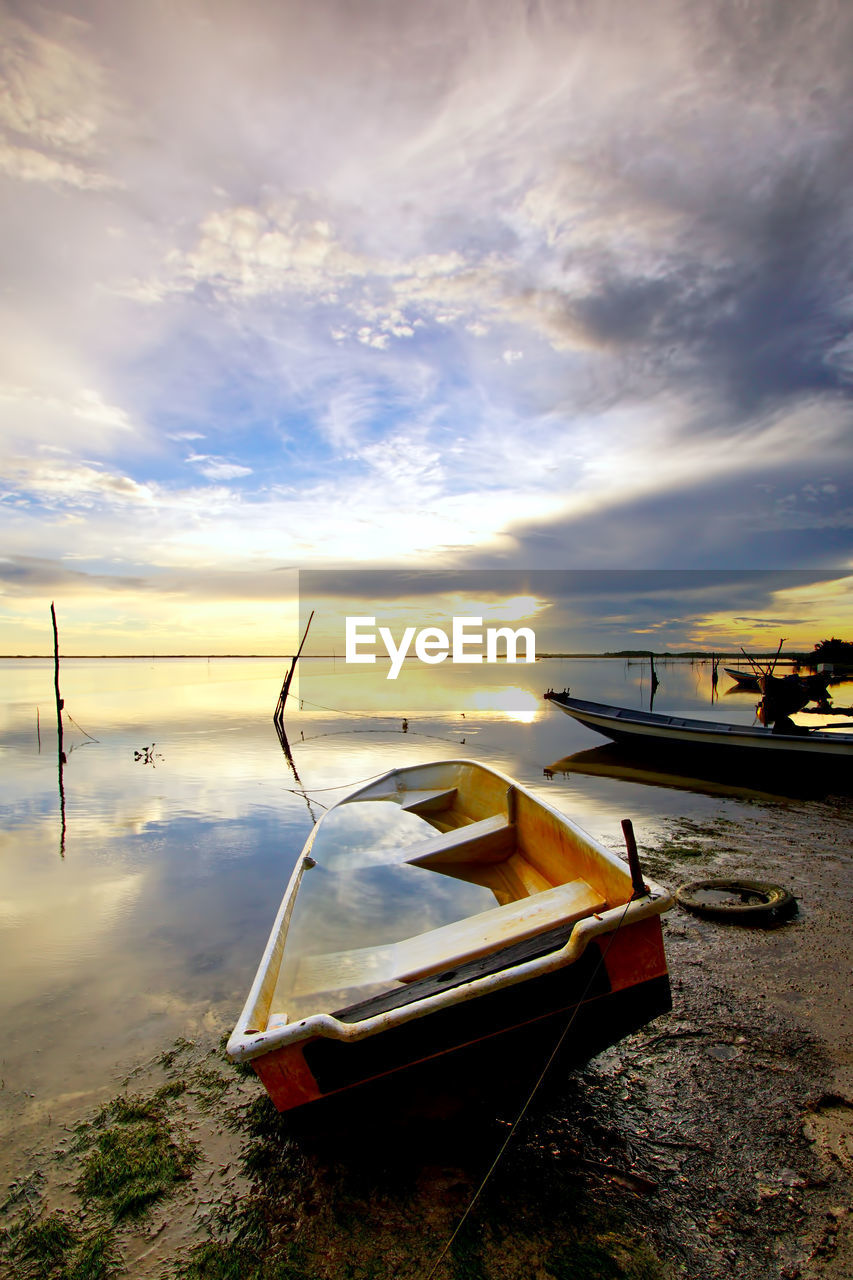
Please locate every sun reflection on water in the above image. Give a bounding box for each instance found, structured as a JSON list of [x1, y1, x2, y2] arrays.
[[469, 686, 540, 723]]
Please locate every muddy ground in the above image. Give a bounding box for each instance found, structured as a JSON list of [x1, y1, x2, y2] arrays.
[[2, 785, 852, 1279]]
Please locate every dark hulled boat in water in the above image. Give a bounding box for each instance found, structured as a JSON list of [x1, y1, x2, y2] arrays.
[[545, 692, 853, 766]]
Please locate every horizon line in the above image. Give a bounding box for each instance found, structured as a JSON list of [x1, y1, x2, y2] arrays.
[[0, 649, 813, 661]]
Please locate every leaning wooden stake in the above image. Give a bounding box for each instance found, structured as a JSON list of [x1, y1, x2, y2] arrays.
[[51, 601, 67, 855], [273, 610, 314, 729]]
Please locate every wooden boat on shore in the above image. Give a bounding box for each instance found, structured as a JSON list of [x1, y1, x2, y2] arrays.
[[545, 693, 853, 763], [227, 759, 672, 1113]]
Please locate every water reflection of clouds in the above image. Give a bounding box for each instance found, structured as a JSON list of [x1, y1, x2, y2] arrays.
[[1, 657, 289, 736], [295, 660, 549, 720], [277, 840, 500, 1016], [313, 802, 439, 867], [0, 862, 144, 989]]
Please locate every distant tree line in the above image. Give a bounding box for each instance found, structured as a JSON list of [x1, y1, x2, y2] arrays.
[[812, 638, 853, 663]]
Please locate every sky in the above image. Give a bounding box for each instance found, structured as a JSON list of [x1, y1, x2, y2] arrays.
[[1, 0, 852, 654]]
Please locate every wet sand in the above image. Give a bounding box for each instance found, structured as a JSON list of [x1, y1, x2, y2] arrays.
[[608, 784, 853, 1279]]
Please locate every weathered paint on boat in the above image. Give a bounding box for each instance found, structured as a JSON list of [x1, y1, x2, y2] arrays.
[[227, 759, 672, 1112]]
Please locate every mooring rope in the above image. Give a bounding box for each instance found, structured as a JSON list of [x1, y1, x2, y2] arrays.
[[278, 726, 473, 807], [422, 893, 638, 1280], [280, 764, 407, 798], [291, 694, 385, 718], [293, 726, 466, 748], [65, 713, 99, 742]]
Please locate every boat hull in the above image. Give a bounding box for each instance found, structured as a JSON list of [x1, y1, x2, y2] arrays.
[[723, 667, 760, 690], [252, 914, 669, 1111], [546, 694, 853, 763]]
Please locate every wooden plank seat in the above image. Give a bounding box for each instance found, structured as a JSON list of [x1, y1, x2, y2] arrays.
[[403, 813, 515, 867], [394, 878, 606, 982], [397, 787, 458, 814], [285, 878, 606, 1003]]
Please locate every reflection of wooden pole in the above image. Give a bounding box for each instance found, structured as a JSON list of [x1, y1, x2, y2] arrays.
[[51, 602, 67, 855], [274, 716, 317, 824]]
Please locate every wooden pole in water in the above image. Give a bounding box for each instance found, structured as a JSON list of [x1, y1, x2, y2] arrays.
[[51, 602, 67, 855], [274, 610, 315, 728], [51, 602, 63, 720]]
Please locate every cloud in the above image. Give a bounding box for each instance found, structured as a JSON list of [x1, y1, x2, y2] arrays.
[[0, 14, 102, 148], [0, 11, 118, 190], [0, 553, 145, 595], [3, 453, 156, 510], [186, 453, 253, 481], [173, 204, 370, 300], [1, 0, 853, 652], [0, 140, 119, 189], [0, 383, 135, 433], [466, 446, 853, 571]]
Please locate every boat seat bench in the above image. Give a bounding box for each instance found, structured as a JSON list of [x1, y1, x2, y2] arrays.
[[394, 877, 606, 981], [397, 787, 458, 814], [283, 878, 607, 1007], [403, 813, 516, 866]]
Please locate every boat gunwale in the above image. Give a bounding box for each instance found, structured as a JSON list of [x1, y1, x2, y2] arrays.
[[226, 758, 672, 1064], [227, 894, 669, 1062]]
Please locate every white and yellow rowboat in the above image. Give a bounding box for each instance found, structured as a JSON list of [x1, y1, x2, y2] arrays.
[[227, 759, 673, 1113]]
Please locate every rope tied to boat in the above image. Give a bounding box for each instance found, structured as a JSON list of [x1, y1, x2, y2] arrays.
[[423, 817, 650, 1280]]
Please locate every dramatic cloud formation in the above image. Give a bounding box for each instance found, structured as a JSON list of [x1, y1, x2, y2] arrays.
[[1, 0, 851, 651]]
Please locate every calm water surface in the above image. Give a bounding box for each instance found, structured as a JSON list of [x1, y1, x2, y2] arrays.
[[0, 654, 848, 1169]]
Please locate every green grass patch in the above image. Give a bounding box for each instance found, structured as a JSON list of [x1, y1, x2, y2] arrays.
[[15, 1211, 77, 1271], [1, 1211, 118, 1280], [548, 1240, 624, 1279], [159, 1036, 197, 1069], [548, 1232, 667, 1280], [65, 1227, 120, 1280], [155, 1079, 189, 1101], [188, 1066, 233, 1111], [77, 1092, 198, 1220], [170, 1239, 311, 1280]]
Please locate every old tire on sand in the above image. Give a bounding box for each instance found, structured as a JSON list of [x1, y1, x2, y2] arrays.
[[675, 878, 797, 924]]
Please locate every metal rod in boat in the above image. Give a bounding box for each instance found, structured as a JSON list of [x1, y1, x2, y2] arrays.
[[621, 818, 648, 898]]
